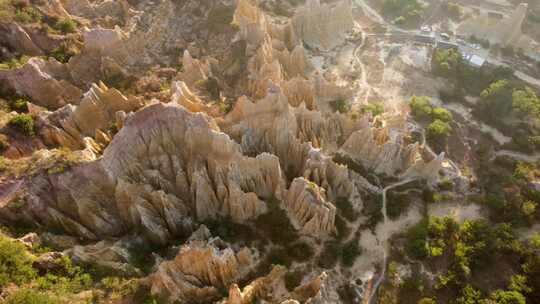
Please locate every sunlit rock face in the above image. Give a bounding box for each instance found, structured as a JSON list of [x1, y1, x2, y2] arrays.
[[40, 82, 143, 151], [285, 177, 336, 236], [0, 104, 284, 245], [150, 227, 254, 303], [0, 58, 82, 110]]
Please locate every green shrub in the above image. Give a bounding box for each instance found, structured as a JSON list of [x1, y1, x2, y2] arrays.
[[53, 18, 76, 34], [5, 289, 56, 304], [335, 198, 356, 222], [426, 119, 452, 152], [330, 99, 350, 114], [341, 240, 361, 267], [0, 56, 31, 70], [488, 290, 526, 304], [410, 96, 432, 118], [0, 234, 36, 287], [9, 114, 35, 136], [362, 102, 385, 117], [284, 270, 304, 291], [432, 107, 453, 123], [417, 297, 437, 304], [9, 97, 28, 112], [205, 77, 221, 99], [14, 6, 41, 23], [50, 45, 76, 63]]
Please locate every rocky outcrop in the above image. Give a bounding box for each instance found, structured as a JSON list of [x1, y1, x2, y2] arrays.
[[285, 178, 336, 235], [177, 50, 211, 87], [61, 0, 129, 24], [40, 82, 143, 150], [66, 237, 143, 276], [225, 265, 287, 304], [292, 272, 331, 303], [150, 232, 254, 303], [402, 151, 445, 183], [340, 126, 420, 176], [291, 0, 354, 50], [171, 81, 219, 117], [221, 84, 359, 200], [1, 103, 284, 245], [233, 0, 350, 110], [0, 58, 82, 109], [0, 23, 43, 56]]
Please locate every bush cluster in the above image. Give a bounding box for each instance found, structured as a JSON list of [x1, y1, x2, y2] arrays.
[[9, 113, 35, 136]]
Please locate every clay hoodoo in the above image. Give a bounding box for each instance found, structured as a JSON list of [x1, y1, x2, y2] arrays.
[[40, 82, 143, 151], [285, 177, 336, 235], [1, 104, 285, 245], [0, 58, 82, 109], [150, 227, 254, 303]]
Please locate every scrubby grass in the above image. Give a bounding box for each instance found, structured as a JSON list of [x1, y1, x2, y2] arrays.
[[53, 18, 76, 34], [9, 113, 35, 136], [5, 289, 57, 304], [0, 55, 31, 70], [361, 102, 385, 117], [330, 99, 350, 114], [0, 234, 36, 287]]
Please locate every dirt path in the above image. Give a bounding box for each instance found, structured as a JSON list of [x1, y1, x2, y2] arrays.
[[367, 178, 419, 304]]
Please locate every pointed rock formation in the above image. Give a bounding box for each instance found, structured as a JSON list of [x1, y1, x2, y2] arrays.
[[285, 178, 336, 235], [177, 50, 211, 87], [40, 82, 143, 150], [150, 234, 254, 303], [225, 265, 287, 304], [0, 58, 82, 109], [1, 104, 284, 245]]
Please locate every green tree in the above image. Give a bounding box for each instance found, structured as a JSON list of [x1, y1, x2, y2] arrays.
[[455, 285, 483, 304], [427, 119, 452, 152], [410, 96, 433, 118], [362, 102, 385, 117], [433, 48, 461, 77], [508, 275, 532, 294], [487, 290, 526, 304], [512, 87, 540, 118], [330, 99, 350, 114], [480, 80, 512, 119], [432, 107, 453, 123], [521, 200, 537, 219]]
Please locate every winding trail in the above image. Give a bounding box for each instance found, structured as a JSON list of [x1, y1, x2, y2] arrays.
[[367, 177, 419, 304], [353, 31, 372, 105]]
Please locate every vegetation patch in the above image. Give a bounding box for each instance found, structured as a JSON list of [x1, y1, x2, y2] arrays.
[[9, 113, 35, 136]]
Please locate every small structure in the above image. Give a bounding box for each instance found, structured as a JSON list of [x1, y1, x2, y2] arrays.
[[469, 55, 486, 68], [462, 52, 486, 68], [437, 41, 459, 49], [414, 34, 436, 44]]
